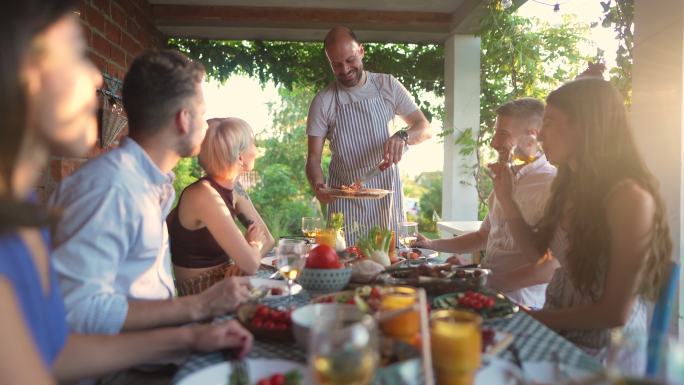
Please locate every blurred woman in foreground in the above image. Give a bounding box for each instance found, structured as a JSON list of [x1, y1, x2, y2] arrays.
[[0, 2, 251, 384], [490, 77, 671, 358], [169, 117, 275, 295]]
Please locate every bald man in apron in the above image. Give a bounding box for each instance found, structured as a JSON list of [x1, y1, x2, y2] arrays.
[[306, 26, 432, 246]]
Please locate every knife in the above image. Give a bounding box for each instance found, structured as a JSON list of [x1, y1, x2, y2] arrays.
[[355, 145, 409, 187], [355, 159, 389, 187]]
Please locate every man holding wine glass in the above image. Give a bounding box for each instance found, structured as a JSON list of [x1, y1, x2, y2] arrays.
[[414, 98, 558, 309]]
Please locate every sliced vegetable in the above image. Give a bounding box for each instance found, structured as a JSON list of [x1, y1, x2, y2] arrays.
[[357, 226, 393, 267]]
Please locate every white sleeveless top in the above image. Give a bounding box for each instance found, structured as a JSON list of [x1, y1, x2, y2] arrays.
[[544, 228, 648, 359]]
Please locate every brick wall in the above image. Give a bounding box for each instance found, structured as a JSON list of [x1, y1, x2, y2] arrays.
[[40, 0, 165, 200]]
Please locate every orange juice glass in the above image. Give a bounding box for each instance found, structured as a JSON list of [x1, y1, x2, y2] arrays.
[[379, 286, 420, 343], [315, 228, 336, 248], [431, 309, 482, 385]]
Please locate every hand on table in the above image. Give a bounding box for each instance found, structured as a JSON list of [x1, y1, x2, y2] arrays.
[[198, 276, 251, 319], [412, 232, 432, 249], [190, 319, 253, 358]]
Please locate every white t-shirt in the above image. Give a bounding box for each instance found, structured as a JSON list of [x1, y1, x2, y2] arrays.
[[306, 71, 419, 137], [480, 154, 557, 309]]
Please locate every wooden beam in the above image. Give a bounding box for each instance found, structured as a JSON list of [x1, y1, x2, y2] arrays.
[[153, 5, 452, 33]]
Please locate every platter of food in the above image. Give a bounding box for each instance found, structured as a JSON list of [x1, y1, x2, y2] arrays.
[[176, 358, 312, 385], [432, 289, 519, 320], [322, 186, 392, 200], [397, 247, 438, 260], [236, 304, 294, 342]]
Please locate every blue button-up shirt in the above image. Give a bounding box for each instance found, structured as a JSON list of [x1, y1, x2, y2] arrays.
[[50, 138, 176, 334]]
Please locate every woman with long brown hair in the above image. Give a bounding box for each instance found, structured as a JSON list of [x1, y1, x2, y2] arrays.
[[0, 1, 251, 384], [490, 77, 672, 357]]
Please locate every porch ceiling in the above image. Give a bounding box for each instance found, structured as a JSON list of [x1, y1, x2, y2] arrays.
[[149, 0, 509, 43]]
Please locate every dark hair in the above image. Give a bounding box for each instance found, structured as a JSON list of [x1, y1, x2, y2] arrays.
[[122, 49, 205, 138], [538, 78, 671, 301], [495, 97, 545, 129], [323, 26, 360, 50], [0, 0, 77, 233]]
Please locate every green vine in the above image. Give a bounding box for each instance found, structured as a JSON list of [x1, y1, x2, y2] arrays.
[[600, 0, 633, 105]]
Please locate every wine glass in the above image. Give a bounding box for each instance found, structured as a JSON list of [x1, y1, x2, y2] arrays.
[[398, 221, 418, 250], [301, 217, 322, 244], [309, 313, 379, 385], [276, 239, 306, 307]]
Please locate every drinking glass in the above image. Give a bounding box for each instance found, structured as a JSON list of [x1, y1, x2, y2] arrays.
[[302, 217, 323, 243], [275, 239, 306, 307], [431, 309, 482, 385], [309, 313, 379, 385], [398, 221, 418, 249], [378, 286, 420, 345]]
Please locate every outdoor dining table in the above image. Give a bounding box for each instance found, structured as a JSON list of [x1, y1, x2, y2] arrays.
[[171, 268, 602, 385]]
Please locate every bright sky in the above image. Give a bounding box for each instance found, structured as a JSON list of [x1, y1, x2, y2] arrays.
[[203, 0, 619, 179]]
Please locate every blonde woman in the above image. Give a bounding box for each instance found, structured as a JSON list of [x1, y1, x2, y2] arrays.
[[168, 118, 275, 295], [490, 78, 672, 358]]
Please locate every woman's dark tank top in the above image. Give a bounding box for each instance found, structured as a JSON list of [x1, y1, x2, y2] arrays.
[[168, 177, 250, 268]]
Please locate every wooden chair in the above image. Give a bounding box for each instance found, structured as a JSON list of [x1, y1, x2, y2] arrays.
[[646, 261, 681, 376]]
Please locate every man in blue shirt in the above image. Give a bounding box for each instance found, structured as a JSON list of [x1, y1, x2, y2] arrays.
[[50, 50, 251, 336]]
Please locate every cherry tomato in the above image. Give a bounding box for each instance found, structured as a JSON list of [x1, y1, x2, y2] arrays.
[[255, 306, 270, 318], [251, 318, 264, 329], [273, 322, 287, 331], [258, 379, 270, 385], [263, 320, 275, 329], [270, 373, 285, 385]]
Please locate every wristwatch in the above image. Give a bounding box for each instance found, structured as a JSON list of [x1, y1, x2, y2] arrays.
[[394, 130, 409, 144]]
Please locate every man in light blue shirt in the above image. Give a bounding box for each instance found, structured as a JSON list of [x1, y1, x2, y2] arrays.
[[50, 50, 251, 335]]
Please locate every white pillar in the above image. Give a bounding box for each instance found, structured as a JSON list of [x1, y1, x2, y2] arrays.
[[632, 0, 684, 334], [442, 34, 480, 221]]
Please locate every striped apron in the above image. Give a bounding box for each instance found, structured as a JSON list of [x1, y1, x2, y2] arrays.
[[327, 77, 405, 246]]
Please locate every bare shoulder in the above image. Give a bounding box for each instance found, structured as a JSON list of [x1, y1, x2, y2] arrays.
[[181, 180, 222, 210], [605, 179, 656, 233]]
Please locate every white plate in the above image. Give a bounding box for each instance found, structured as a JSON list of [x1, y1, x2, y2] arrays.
[[475, 358, 602, 385], [249, 278, 302, 297], [260, 255, 278, 268], [176, 358, 315, 385]]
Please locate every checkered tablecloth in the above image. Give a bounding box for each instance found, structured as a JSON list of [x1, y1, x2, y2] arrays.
[[172, 270, 601, 384]]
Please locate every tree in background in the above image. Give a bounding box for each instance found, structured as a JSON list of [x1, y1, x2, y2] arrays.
[[462, 0, 588, 218], [600, 0, 633, 105], [169, 0, 592, 231], [249, 84, 325, 239]]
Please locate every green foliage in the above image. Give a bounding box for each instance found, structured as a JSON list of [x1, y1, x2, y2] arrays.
[[169, 3, 592, 222], [600, 0, 633, 105], [467, 1, 588, 214], [417, 173, 443, 233], [168, 39, 443, 121], [248, 84, 324, 238], [171, 157, 202, 206]]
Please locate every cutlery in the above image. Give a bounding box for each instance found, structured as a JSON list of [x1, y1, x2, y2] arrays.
[[221, 348, 250, 385], [354, 145, 409, 187], [354, 159, 388, 188]]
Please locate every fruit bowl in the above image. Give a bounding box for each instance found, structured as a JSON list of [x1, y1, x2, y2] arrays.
[[297, 267, 352, 293], [236, 304, 294, 342]]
